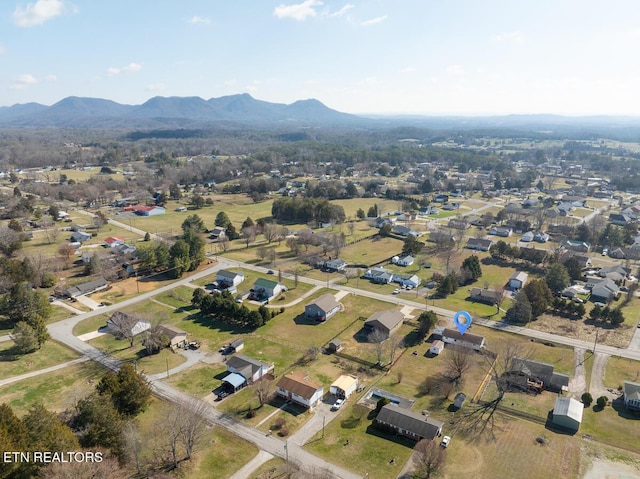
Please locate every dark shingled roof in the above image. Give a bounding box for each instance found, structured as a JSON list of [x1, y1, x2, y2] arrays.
[[376, 404, 444, 441]]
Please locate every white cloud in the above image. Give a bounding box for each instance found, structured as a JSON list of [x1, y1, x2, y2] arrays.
[[187, 15, 211, 25], [145, 83, 166, 92], [274, 0, 323, 21], [361, 15, 387, 26], [44, 74, 57, 81], [328, 3, 354, 18], [11, 74, 39, 90], [490, 31, 523, 44], [107, 62, 142, 76], [13, 0, 65, 27]]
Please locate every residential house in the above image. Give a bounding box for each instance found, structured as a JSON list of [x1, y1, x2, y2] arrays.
[[533, 231, 550, 243], [364, 310, 405, 340], [105, 312, 151, 339], [429, 340, 444, 356], [609, 213, 633, 226], [252, 278, 284, 300], [70, 231, 91, 243], [466, 238, 492, 251], [304, 293, 341, 322], [447, 218, 469, 230], [521, 231, 535, 242], [392, 254, 414, 266], [623, 381, 640, 411], [589, 278, 620, 303], [489, 226, 512, 237], [157, 324, 188, 348], [392, 225, 420, 237], [216, 270, 245, 287], [209, 227, 227, 241], [64, 278, 108, 298], [104, 236, 125, 248], [509, 271, 528, 290], [364, 266, 394, 284], [562, 240, 591, 253], [597, 265, 630, 280], [225, 354, 274, 384], [276, 371, 324, 409], [393, 274, 422, 289], [114, 243, 136, 257], [507, 358, 569, 393], [561, 254, 591, 269], [469, 288, 503, 306], [133, 205, 166, 216], [375, 404, 444, 442], [552, 397, 583, 432], [437, 328, 486, 351], [324, 258, 347, 272], [521, 197, 539, 208], [330, 374, 358, 399]]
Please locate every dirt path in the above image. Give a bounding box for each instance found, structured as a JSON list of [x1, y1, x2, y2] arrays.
[[583, 458, 640, 479], [568, 347, 587, 398], [589, 352, 620, 401]]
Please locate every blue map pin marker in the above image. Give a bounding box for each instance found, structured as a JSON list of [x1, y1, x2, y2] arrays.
[[454, 311, 472, 335]]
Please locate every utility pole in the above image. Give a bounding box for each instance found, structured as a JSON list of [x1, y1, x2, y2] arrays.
[[322, 415, 325, 438], [284, 441, 289, 477]]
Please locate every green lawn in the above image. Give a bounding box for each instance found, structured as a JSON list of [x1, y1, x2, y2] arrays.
[[72, 313, 110, 336], [603, 357, 640, 390], [0, 340, 80, 380], [165, 363, 227, 398], [0, 361, 106, 415]]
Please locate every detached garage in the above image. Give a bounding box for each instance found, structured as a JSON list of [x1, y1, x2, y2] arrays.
[[330, 374, 358, 399], [552, 397, 583, 432]]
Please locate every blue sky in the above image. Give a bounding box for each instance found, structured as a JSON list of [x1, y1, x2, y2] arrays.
[[2, 0, 640, 115]]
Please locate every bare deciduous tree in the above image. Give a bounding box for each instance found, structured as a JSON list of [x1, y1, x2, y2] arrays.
[[412, 438, 447, 479], [43, 225, 61, 244], [368, 329, 387, 365], [263, 223, 278, 244], [445, 345, 472, 386], [252, 376, 274, 408]]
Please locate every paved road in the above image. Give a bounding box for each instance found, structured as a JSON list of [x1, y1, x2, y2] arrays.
[[590, 352, 614, 400], [0, 357, 89, 387]]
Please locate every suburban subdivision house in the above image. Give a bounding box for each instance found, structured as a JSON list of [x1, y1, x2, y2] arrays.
[[391, 254, 414, 266], [209, 227, 226, 241], [509, 271, 528, 290], [324, 258, 347, 272], [489, 226, 512, 237], [609, 213, 633, 226], [469, 287, 503, 306], [64, 278, 108, 298], [104, 236, 125, 248], [623, 381, 640, 411], [132, 205, 166, 216], [330, 375, 358, 399], [276, 371, 324, 409], [364, 310, 405, 340], [552, 397, 583, 432], [216, 269, 245, 287], [105, 312, 151, 339], [225, 354, 274, 385], [435, 327, 486, 351], [252, 278, 284, 300], [507, 358, 569, 393], [466, 237, 493, 251], [562, 240, 590, 253], [393, 274, 422, 288], [589, 278, 620, 303], [156, 324, 188, 348], [70, 231, 91, 243], [392, 224, 420, 237], [304, 293, 341, 322], [375, 404, 444, 442], [364, 266, 394, 284]]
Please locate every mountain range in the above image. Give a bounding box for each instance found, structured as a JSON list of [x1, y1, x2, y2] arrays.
[[0, 94, 365, 129]]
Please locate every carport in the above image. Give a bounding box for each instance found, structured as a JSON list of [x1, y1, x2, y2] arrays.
[[222, 372, 247, 392]]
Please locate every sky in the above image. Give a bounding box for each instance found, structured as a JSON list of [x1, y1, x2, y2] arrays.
[[2, 0, 640, 115]]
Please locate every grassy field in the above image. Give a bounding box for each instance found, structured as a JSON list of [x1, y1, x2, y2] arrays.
[[0, 340, 80, 380], [603, 356, 640, 389], [165, 363, 227, 398], [0, 361, 106, 415]]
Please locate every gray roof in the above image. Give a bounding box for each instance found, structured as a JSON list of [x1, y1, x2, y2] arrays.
[[624, 381, 640, 401], [306, 293, 340, 313], [226, 354, 271, 379], [553, 397, 583, 423], [376, 404, 444, 440], [442, 328, 485, 346], [509, 271, 528, 283], [65, 278, 108, 297], [365, 310, 404, 332]]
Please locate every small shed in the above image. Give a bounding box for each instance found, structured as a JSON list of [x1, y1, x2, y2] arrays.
[[157, 324, 188, 348], [453, 392, 467, 409], [229, 338, 244, 353], [552, 397, 583, 432], [327, 338, 342, 353], [429, 340, 444, 356], [509, 271, 529, 290]]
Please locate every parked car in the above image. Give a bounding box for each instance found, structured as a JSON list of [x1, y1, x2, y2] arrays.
[[392, 288, 401, 295], [332, 399, 344, 411], [441, 436, 451, 448], [267, 270, 275, 275], [573, 297, 584, 303]]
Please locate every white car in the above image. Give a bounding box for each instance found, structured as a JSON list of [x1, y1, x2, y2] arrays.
[[332, 399, 344, 411], [440, 436, 451, 448], [392, 288, 401, 295]]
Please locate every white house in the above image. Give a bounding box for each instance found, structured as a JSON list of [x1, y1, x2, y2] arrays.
[[392, 255, 414, 266], [216, 270, 245, 287], [252, 278, 284, 300], [226, 354, 274, 384], [437, 327, 486, 351], [106, 312, 151, 339], [304, 293, 341, 322], [623, 381, 640, 412], [276, 371, 324, 409], [329, 374, 358, 399]]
